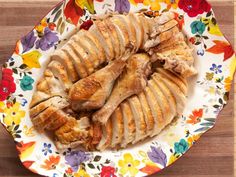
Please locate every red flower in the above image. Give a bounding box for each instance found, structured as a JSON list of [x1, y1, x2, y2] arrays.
[[64, 0, 84, 25], [100, 166, 117, 177], [189, 37, 195, 44], [173, 12, 184, 30], [0, 68, 16, 101], [48, 23, 56, 31], [178, 0, 211, 17], [80, 20, 94, 30]]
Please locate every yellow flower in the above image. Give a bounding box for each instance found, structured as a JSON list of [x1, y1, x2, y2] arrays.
[[207, 86, 216, 95], [118, 153, 140, 176], [143, 0, 162, 11], [21, 50, 42, 69], [74, 167, 90, 177], [23, 125, 35, 137], [35, 18, 48, 33], [187, 134, 200, 146], [75, 0, 95, 14], [168, 154, 177, 166], [224, 77, 232, 92], [201, 18, 223, 36], [3, 102, 25, 126], [0, 102, 5, 112], [164, 0, 179, 9]]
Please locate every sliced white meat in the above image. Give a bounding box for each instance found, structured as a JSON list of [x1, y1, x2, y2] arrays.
[[96, 119, 112, 151]]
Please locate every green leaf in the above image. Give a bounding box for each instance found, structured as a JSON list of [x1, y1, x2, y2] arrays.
[[223, 92, 229, 101], [60, 21, 66, 35], [194, 127, 210, 133], [9, 62, 15, 67], [202, 36, 209, 40], [93, 155, 101, 162], [200, 122, 214, 127], [14, 124, 19, 131], [204, 118, 216, 122], [219, 98, 223, 104], [53, 9, 62, 23], [213, 105, 220, 108], [206, 11, 212, 17], [57, 17, 63, 31], [211, 17, 217, 25], [195, 42, 201, 45], [87, 163, 95, 169], [15, 134, 21, 138], [19, 64, 28, 69], [51, 1, 63, 15]]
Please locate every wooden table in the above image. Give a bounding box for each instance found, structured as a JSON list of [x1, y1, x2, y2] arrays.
[[0, 0, 235, 177]]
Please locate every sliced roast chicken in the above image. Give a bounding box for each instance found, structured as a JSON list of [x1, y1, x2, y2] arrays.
[[28, 11, 195, 151]]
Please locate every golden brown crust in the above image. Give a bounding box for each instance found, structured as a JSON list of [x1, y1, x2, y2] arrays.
[[45, 109, 68, 131]]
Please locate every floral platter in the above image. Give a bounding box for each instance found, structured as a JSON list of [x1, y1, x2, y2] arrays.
[[0, 0, 235, 176]]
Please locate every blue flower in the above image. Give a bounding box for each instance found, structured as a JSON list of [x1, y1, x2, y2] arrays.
[[190, 21, 206, 34], [147, 146, 167, 167], [197, 49, 205, 56], [21, 98, 28, 107], [36, 27, 59, 51], [174, 139, 189, 154], [210, 64, 222, 74], [65, 151, 90, 172], [20, 75, 34, 91], [42, 143, 52, 156]]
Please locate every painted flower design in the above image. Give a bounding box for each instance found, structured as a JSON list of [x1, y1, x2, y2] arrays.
[[187, 134, 200, 145], [210, 64, 222, 74], [35, 27, 59, 51], [187, 108, 203, 124], [147, 146, 167, 167], [0, 68, 16, 101], [101, 166, 117, 177], [164, 0, 179, 9], [174, 12, 184, 30], [64, 0, 84, 25], [115, 0, 131, 13], [20, 75, 34, 91], [118, 153, 140, 176], [197, 49, 205, 56], [191, 21, 206, 34], [74, 167, 90, 177], [224, 77, 232, 92], [3, 102, 25, 126], [65, 151, 90, 172], [143, 0, 162, 11], [42, 143, 52, 156], [41, 155, 60, 170], [20, 31, 37, 53], [178, 0, 211, 17], [174, 139, 189, 154]]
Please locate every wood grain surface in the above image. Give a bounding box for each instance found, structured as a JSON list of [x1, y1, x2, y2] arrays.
[[0, 0, 235, 177]]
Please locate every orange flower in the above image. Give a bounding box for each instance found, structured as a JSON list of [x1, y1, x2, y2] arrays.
[[187, 109, 203, 124], [41, 155, 60, 170]]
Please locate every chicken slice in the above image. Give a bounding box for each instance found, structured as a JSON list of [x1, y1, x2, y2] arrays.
[[154, 72, 186, 114], [51, 50, 79, 82], [156, 68, 188, 94], [120, 102, 136, 148], [30, 96, 68, 118], [152, 74, 177, 117], [36, 78, 51, 94], [128, 96, 147, 144], [102, 19, 121, 59], [75, 30, 100, 69], [127, 13, 144, 50], [96, 119, 113, 151], [95, 20, 115, 60], [144, 86, 163, 137], [30, 91, 51, 108], [70, 34, 95, 75], [111, 107, 124, 148], [92, 53, 151, 124], [84, 29, 106, 64], [116, 15, 137, 52], [45, 109, 68, 131], [137, 92, 154, 136], [44, 69, 67, 97], [62, 44, 88, 78], [69, 59, 126, 111], [109, 16, 132, 59], [48, 60, 72, 91]]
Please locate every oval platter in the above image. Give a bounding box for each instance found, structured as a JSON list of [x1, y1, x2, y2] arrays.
[[0, 0, 235, 176]]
